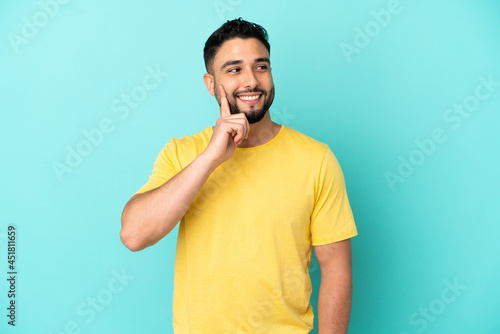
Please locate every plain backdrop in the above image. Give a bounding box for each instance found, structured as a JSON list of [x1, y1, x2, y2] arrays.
[[1, 0, 499, 333]]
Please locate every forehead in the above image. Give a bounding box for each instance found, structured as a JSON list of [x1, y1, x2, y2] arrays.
[[213, 38, 269, 68]]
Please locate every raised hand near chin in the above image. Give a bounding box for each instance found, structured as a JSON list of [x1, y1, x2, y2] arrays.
[[203, 85, 250, 166]]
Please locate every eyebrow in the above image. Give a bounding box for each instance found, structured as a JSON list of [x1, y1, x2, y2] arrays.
[[220, 57, 271, 71]]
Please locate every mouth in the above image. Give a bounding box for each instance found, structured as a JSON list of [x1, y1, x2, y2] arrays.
[[237, 93, 262, 105]]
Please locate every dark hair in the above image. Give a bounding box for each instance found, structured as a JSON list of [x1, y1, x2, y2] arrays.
[[203, 18, 270, 74]]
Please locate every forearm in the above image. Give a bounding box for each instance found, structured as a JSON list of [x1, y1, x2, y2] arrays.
[[120, 151, 218, 251], [317, 272, 353, 334]]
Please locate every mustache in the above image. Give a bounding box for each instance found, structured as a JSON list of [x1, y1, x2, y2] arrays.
[[232, 88, 267, 97]]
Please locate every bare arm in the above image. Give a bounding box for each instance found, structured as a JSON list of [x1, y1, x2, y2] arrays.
[[120, 151, 218, 251], [120, 85, 249, 252], [314, 238, 353, 334]]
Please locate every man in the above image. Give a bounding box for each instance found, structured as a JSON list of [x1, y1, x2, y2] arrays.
[[120, 18, 357, 334]]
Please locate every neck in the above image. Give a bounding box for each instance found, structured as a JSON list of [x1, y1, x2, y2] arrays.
[[238, 111, 281, 148]]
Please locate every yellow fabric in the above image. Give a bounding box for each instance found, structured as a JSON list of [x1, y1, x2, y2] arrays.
[[135, 124, 358, 333]]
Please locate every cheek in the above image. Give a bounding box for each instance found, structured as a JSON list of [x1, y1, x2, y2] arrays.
[[266, 73, 274, 85], [259, 74, 273, 88], [224, 82, 239, 95]]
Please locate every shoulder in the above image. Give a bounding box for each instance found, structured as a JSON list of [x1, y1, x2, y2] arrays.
[[281, 126, 345, 178], [282, 125, 330, 157], [158, 126, 212, 164], [169, 126, 212, 149]]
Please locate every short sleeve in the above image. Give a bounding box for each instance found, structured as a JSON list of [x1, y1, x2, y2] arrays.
[[134, 142, 179, 195], [310, 146, 357, 245]]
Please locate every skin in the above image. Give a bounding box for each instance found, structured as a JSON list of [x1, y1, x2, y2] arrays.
[[314, 239, 353, 334], [202, 37, 280, 154], [119, 38, 279, 252], [120, 36, 353, 334]]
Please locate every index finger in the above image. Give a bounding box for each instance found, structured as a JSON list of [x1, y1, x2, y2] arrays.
[[219, 85, 231, 118]]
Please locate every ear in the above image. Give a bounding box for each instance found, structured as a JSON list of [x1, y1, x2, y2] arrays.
[[203, 73, 215, 96]]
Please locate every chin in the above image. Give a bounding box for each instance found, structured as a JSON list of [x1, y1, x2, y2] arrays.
[[244, 109, 268, 124]]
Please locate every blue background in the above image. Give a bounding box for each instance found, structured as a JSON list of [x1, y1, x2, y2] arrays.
[[1, 0, 499, 333]]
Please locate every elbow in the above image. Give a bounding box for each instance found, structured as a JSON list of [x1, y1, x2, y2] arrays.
[[120, 212, 147, 252], [120, 200, 145, 252], [120, 228, 143, 252]]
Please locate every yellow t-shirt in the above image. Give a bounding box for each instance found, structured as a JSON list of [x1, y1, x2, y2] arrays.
[[135, 124, 357, 334]]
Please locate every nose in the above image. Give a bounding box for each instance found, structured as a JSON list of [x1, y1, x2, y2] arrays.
[[241, 69, 259, 89]]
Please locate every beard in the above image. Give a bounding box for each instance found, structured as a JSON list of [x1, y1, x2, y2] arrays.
[[216, 84, 275, 124]]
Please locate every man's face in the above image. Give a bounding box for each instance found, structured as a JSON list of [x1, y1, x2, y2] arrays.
[[209, 38, 275, 124]]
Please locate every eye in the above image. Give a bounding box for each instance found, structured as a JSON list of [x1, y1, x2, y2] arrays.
[[228, 68, 240, 73], [256, 65, 268, 70]]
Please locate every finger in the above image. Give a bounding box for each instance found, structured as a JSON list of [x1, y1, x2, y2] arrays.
[[224, 120, 246, 143], [237, 114, 249, 140], [243, 116, 249, 139], [224, 115, 249, 141], [226, 113, 249, 140], [219, 85, 231, 118]]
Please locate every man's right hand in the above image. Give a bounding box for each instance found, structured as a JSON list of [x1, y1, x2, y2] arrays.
[[203, 85, 250, 166], [121, 85, 250, 252]]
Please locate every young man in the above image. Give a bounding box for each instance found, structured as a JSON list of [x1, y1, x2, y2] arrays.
[[120, 18, 357, 334]]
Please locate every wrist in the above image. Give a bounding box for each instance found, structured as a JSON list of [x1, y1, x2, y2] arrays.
[[198, 150, 221, 172]]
